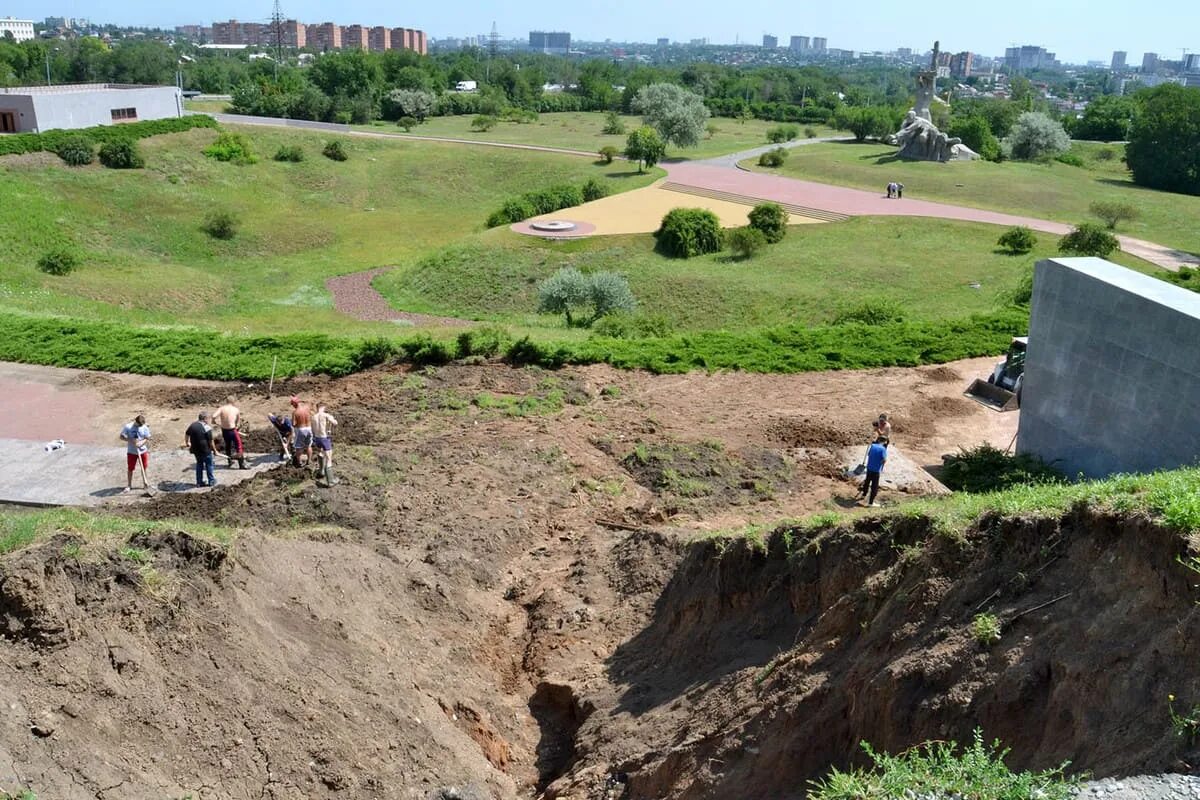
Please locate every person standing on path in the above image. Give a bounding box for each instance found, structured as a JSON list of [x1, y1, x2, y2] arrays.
[[290, 396, 313, 467], [312, 402, 339, 486], [120, 414, 152, 493], [213, 397, 246, 469], [859, 436, 889, 507], [896, 183, 904, 199], [886, 182, 896, 199], [183, 411, 218, 488]]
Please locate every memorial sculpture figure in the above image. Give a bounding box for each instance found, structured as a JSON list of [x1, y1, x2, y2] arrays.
[[889, 41, 979, 161]]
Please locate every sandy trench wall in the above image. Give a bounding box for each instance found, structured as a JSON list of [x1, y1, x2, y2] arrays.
[[1017, 257, 1200, 478]]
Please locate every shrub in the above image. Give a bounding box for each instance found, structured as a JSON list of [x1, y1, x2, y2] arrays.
[[948, 115, 1001, 161], [581, 178, 609, 202], [996, 226, 1037, 255], [601, 111, 626, 135], [654, 208, 724, 259], [727, 226, 767, 259], [203, 131, 257, 164], [485, 183, 588, 226], [471, 114, 498, 132], [98, 139, 144, 169], [1089, 200, 1140, 230], [971, 613, 1003, 646], [486, 198, 536, 228], [55, 136, 94, 166], [273, 144, 304, 162], [587, 271, 636, 319], [832, 298, 907, 326], [1096, 147, 1117, 161], [1164, 266, 1200, 294], [397, 116, 418, 131], [705, 122, 719, 139], [333, 111, 353, 125], [537, 268, 634, 326], [804, 126, 817, 139], [766, 124, 800, 143], [322, 140, 348, 161], [758, 147, 788, 167], [591, 311, 674, 339], [202, 210, 239, 240], [598, 145, 619, 164], [940, 443, 1065, 493], [1006, 111, 1070, 161], [0, 115, 216, 158], [455, 326, 513, 359], [1058, 223, 1119, 257], [748, 202, 788, 244], [1054, 152, 1085, 167], [37, 248, 80, 276]]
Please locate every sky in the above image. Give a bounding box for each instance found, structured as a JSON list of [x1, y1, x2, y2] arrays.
[[5, 0, 1194, 64]]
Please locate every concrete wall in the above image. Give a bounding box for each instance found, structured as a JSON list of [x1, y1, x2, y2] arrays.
[[0, 95, 37, 132], [27, 87, 182, 132], [1016, 257, 1200, 478]]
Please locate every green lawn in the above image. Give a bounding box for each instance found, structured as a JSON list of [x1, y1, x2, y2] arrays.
[[744, 140, 1200, 254], [361, 111, 839, 161], [373, 217, 1157, 334], [183, 99, 231, 114], [0, 124, 658, 336]]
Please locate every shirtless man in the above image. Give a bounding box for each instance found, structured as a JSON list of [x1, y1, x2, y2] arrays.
[[312, 402, 339, 486], [213, 396, 246, 470], [290, 396, 313, 467]]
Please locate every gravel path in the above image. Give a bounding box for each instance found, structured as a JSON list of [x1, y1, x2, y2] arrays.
[[1077, 774, 1200, 799], [324, 268, 468, 326]]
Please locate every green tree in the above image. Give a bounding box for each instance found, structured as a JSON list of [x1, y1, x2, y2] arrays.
[[1126, 84, 1200, 195], [1059, 223, 1119, 257], [948, 115, 1001, 161], [996, 226, 1037, 255], [1071, 95, 1137, 141], [1089, 200, 1140, 229], [747, 202, 787, 243], [536, 268, 633, 326], [624, 126, 666, 172], [386, 89, 435, 121], [835, 106, 891, 142], [602, 111, 626, 135], [631, 82, 711, 148], [1006, 112, 1070, 161]]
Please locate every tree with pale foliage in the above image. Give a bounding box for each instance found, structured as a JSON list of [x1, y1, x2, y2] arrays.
[[632, 82, 711, 148], [1006, 112, 1070, 161]]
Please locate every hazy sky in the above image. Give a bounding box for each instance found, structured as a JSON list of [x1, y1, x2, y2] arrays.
[[6, 0, 1192, 63]]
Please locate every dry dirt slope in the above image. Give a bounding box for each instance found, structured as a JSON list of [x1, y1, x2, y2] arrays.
[[0, 360, 1192, 799]]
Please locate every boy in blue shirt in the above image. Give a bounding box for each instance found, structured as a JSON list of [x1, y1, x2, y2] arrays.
[[859, 436, 888, 507]]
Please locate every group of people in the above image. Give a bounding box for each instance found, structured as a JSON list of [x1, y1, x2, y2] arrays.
[[885, 182, 905, 199], [857, 412, 891, 507], [119, 394, 340, 493]]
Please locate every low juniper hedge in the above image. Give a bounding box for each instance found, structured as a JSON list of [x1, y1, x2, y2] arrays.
[[0, 115, 218, 158]]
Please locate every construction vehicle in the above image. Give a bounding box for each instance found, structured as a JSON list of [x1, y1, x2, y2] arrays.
[[964, 336, 1027, 411]]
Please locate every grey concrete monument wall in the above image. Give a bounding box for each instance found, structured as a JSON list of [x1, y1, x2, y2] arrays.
[[1016, 257, 1200, 478]]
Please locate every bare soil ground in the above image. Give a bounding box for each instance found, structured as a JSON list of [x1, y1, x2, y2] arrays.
[[0, 356, 1095, 800]]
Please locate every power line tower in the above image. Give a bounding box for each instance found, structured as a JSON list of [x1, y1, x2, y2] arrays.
[[270, 0, 285, 66], [488, 21, 500, 58]]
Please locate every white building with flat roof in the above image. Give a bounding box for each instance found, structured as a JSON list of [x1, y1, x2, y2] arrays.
[[0, 17, 35, 41], [0, 84, 183, 134]]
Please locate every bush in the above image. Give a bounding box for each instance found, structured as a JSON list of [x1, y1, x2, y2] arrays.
[[767, 124, 800, 143], [727, 226, 767, 259], [654, 208, 724, 259], [273, 144, 304, 162], [37, 248, 80, 276], [587, 271, 636, 320], [598, 145, 619, 164], [1164, 266, 1200, 294], [601, 111, 626, 135], [0, 115, 217, 158], [471, 114, 498, 132], [1059, 223, 1119, 257], [706, 122, 719, 139], [537, 268, 634, 326], [748, 202, 788, 243], [485, 184, 587, 227], [804, 126, 818, 139], [486, 198, 537, 228], [323, 140, 348, 161], [455, 326, 513, 359], [940, 444, 1065, 493], [758, 147, 788, 167], [1096, 147, 1117, 161], [203, 131, 257, 164], [832, 298, 907, 326], [98, 139, 144, 169], [948, 115, 1001, 161], [1089, 200, 1140, 230], [581, 178, 610, 202], [397, 116, 418, 131], [1006, 112, 1070, 161], [55, 136, 94, 166], [591, 311, 674, 339], [1054, 152, 1085, 167], [996, 226, 1037, 255], [971, 613, 1003, 646], [202, 210, 240, 240]]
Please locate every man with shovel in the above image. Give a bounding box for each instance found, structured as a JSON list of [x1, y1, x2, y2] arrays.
[[120, 414, 153, 494]]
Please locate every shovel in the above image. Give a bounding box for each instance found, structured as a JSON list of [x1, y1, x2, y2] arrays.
[[136, 455, 156, 497]]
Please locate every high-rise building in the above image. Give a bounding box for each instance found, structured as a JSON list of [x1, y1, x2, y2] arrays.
[[1111, 51, 1127, 71], [342, 24, 369, 49], [1186, 53, 1200, 71], [950, 51, 974, 78], [529, 30, 570, 54], [0, 17, 34, 41], [790, 35, 810, 51], [762, 34, 777, 48], [307, 22, 342, 51], [656, 37, 669, 47], [211, 20, 243, 45], [1004, 45, 1058, 71], [368, 26, 390, 52], [1142, 52, 1159, 72], [812, 37, 827, 53], [278, 19, 305, 48]]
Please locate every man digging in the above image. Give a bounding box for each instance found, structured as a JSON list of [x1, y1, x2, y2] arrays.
[[119, 414, 153, 494], [213, 396, 247, 470]]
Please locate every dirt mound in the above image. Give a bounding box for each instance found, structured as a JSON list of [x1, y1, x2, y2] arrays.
[[923, 395, 975, 418], [923, 365, 962, 383], [767, 416, 862, 448]]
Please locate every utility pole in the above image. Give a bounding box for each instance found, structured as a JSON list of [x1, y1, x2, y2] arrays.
[[271, 0, 285, 78], [487, 21, 499, 82]]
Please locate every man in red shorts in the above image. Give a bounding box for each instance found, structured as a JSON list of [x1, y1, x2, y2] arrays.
[[119, 414, 152, 493]]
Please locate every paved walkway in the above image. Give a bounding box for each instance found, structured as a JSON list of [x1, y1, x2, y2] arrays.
[[325, 268, 468, 326]]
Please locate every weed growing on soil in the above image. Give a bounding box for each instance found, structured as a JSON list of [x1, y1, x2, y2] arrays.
[[119, 546, 150, 564], [809, 729, 1078, 800], [0, 508, 233, 556], [1168, 694, 1200, 744], [941, 444, 1065, 493], [972, 613, 1003, 646], [0, 790, 37, 800]]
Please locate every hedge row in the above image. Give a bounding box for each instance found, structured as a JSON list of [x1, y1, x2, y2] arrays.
[[704, 98, 834, 124], [486, 183, 586, 227], [0, 115, 219, 158], [0, 308, 1028, 381]]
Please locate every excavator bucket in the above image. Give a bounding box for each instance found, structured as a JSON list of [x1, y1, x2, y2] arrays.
[[965, 379, 1019, 412]]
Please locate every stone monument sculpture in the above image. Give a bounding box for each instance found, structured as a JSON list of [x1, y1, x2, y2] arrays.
[[889, 40, 978, 162]]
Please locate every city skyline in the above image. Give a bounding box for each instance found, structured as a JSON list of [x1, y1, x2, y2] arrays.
[[4, 0, 1193, 64]]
